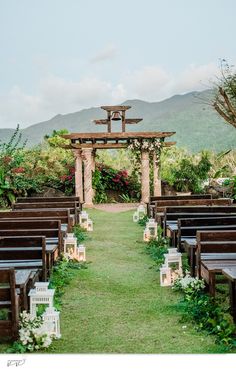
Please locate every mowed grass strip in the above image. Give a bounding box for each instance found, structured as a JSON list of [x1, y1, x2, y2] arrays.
[[48, 209, 222, 354]]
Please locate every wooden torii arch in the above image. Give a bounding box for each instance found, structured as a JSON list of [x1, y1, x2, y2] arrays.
[[61, 105, 176, 207]]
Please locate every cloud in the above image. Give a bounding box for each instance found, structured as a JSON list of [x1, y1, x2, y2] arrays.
[[123, 66, 171, 101], [90, 44, 118, 63], [0, 62, 222, 129]]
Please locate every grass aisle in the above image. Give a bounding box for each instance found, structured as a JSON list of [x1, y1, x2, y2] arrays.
[[49, 209, 222, 354]]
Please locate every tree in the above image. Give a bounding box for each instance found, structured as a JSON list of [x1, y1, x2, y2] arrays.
[[212, 60, 236, 128]]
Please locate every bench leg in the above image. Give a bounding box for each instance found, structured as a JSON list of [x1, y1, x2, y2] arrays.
[[209, 272, 216, 297], [190, 248, 196, 277], [229, 280, 236, 323]]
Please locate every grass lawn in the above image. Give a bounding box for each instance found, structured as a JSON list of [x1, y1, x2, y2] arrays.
[[0, 208, 229, 353], [49, 209, 225, 354]]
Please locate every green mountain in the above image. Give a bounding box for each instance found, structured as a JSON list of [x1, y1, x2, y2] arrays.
[[1, 90, 236, 152]]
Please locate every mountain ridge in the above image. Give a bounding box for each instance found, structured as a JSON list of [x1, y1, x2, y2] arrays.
[[0, 90, 236, 152]]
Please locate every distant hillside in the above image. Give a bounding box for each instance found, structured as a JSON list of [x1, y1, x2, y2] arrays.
[[1, 90, 236, 152]]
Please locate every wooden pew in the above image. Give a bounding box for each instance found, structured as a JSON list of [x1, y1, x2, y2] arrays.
[[177, 217, 236, 250], [0, 209, 73, 232], [154, 199, 233, 218], [0, 219, 63, 267], [0, 269, 19, 341], [148, 194, 212, 217], [0, 236, 47, 281], [162, 205, 236, 231], [166, 214, 236, 248], [196, 230, 236, 296], [12, 201, 80, 224], [17, 196, 83, 211]]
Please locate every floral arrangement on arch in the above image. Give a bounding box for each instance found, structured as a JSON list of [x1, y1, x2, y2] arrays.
[[128, 138, 163, 164]]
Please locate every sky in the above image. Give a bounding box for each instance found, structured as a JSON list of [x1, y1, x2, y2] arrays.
[[0, 0, 235, 128]]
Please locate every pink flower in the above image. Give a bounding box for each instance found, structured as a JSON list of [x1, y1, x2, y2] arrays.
[[12, 167, 25, 173]]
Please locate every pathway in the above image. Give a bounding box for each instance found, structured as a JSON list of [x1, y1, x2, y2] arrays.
[[51, 208, 221, 353]]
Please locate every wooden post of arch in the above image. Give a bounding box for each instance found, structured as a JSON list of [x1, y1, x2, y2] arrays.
[[82, 148, 94, 207], [141, 149, 150, 204], [153, 152, 162, 196], [73, 149, 83, 202]]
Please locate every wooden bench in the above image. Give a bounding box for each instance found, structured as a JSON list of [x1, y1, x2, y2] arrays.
[[222, 267, 236, 322], [177, 217, 236, 250], [0, 209, 73, 232], [0, 219, 63, 268], [12, 201, 80, 224], [162, 205, 236, 231], [148, 194, 212, 217], [17, 196, 83, 211], [196, 230, 236, 296], [0, 236, 47, 281], [0, 268, 19, 341]]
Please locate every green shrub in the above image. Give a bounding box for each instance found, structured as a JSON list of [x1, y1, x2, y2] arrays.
[[173, 274, 236, 348]]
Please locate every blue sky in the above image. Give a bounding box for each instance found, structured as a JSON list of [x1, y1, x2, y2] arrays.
[[0, 0, 235, 128]]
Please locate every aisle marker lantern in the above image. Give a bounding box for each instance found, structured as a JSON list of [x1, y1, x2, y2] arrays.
[[64, 233, 77, 257], [28, 282, 55, 317], [160, 266, 172, 286], [143, 227, 151, 242], [146, 218, 157, 238], [137, 204, 146, 220], [164, 248, 183, 279], [133, 211, 139, 222], [79, 211, 89, 229], [87, 219, 93, 232], [77, 245, 86, 261], [42, 307, 61, 338]]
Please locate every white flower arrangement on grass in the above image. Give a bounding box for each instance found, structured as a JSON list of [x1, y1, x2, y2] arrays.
[[172, 271, 205, 294], [18, 311, 53, 351]]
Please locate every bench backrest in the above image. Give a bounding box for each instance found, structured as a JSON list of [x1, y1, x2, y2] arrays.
[[150, 194, 212, 202], [196, 230, 236, 242], [0, 219, 61, 229], [196, 233, 236, 276], [0, 268, 18, 340], [0, 236, 46, 280], [177, 223, 236, 248], [13, 201, 78, 211], [12, 202, 79, 224], [0, 220, 62, 253], [0, 209, 72, 231], [17, 196, 80, 203], [178, 217, 236, 227], [163, 206, 236, 229]]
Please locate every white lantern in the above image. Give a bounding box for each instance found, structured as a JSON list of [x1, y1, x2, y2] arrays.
[[77, 245, 86, 261], [133, 212, 139, 222], [79, 211, 89, 229], [168, 248, 178, 254], [147, 218, 157, 238], [42, 307, 61, 338], [28, 282, 55, 317], [64, 233, 77, 256], [87, 219, 93, 232], [137, 205, 146, 219], [164, 251, 183, 276], [160, 266, 172, 286], [143, 228, 150, 242]]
